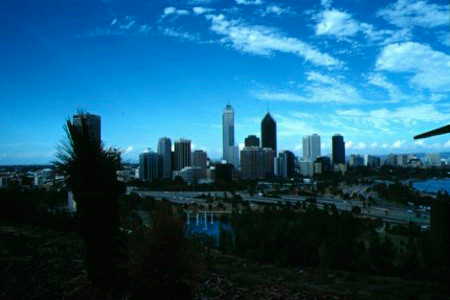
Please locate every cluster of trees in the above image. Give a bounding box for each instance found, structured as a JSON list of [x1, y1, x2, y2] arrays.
[[372, 182, 433, 205], [219, 204, 449, 280]]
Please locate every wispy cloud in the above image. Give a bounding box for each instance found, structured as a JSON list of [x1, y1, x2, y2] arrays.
[[376, 42, 450, 92], [377, 0, 450, 29], [204, 14, 342, 67], [235, 0, 263, 5]]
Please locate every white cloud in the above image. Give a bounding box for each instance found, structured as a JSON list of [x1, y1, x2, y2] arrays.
[[260, 5, 292, 16], [376, 42, 450, 92], [161, 27, 199, 41], [315, 9, 411, 44], [205, 14, 342, 67], [392, 140, 405, 148], [193, 7, 214, 15], [162, 7, 190, 18], [367, 73, 405, 102], [235, 0, 263, 5], [254, 72, 366, 104], [439, 31, 450, 47], [315, 9, 360, 37], [444, 140, 450, 148], [321, 0, 333, 9], [378, 0, 450, 29]]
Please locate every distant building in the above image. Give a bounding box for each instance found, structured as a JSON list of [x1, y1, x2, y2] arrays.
[[396, 154, 409, 167], [302, 134, 321, 161], [223, 105, 238, 167], [261, 113, 277, 154], [174, 139, 191, 171], [314, 156, 331, 174], [364, 155, 381, 168], [240, 146, 264, 180], [192, 150, 208, 178], [158, 137, 172, 179], [0, 177, 8, 188], [72, 112, 101, 144], [383, 154, 397, 166], [215, 163, 234, 184], [179, 167, 204, 184], [426, 153, 441, 167], [275, 150, 295, 178], [299, 161, 314, 177], [332, 134, 345, 165], [262, 147, 275, 178], [245, 135, 260, 147], [349, 154, 364, 167], [139, 151, 162, 182]]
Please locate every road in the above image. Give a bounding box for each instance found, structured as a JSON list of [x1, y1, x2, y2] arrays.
[[134, 190, 430, 225]]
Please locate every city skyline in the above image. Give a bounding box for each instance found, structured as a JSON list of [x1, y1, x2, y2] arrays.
[[1, 0, 450, 164]]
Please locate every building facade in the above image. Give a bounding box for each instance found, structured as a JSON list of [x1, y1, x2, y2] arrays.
[[72, 112, 101, 144], [240, 146, 264, 180], [302, 134, 321, 161], [245, 135, 260, 147], [139, 151, 162, 182], [332, 134, 345, 165], [261, 113, 277, 154], [192, 150, 208, 178], [174, 139, 191, 171], [157, 137, 172, 179], [223, 105, 238, 167]]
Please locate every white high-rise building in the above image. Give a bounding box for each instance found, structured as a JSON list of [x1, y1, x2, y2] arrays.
[[223, 104, 238, 168], [158, 137, 172, 179], [302, 134, 321, 161]]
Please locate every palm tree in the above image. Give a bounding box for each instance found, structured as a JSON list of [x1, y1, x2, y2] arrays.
[[54, 112, 126, 293]]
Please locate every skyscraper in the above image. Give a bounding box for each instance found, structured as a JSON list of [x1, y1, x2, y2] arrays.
[[139, 150, 162, 182], [302, 134, 321, 161], [245, 135, 260, 147], [192, 149, 208, 178], [276, 150, 295, 178], [261, 113, 277, 154], [332, 134, 345, 165], [157, 137, 172, 179], [72, 112, 101, 144], [240, 147, 264, 180], [174, 139, 191, 171], [222, 104, 236, 165]]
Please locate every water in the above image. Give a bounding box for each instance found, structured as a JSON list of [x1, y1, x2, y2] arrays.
[[413, 178, 450, 194], [186, 219, 233, 246]]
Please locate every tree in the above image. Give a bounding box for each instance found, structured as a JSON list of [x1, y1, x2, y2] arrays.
[[54, 113, 127, 293]]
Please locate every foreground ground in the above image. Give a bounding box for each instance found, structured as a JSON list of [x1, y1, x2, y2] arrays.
[[1, 225, 448, 300]]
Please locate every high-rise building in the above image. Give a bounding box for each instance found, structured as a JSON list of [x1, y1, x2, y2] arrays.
[[157, 137, 172, 179], [139, 151, 162, 182], [261, 113, 277, 154], [275, 150, 295, 178], [223, 104, 237, 166], [364, 155, 380, 168], [72, 112, 101, 144], [240, 147, 264, 180], [314, 156, 331, 174], [302, 134, 321, 161], [262, 147, 275, 178], [174, 139, 191, 171], [299, 161, 314, 177], [192, 150, 208, 178], [245, 135, 260, 147], [426, 153, 441, 167], [332, 134, 345, 165], [349, 154, 364, 167]]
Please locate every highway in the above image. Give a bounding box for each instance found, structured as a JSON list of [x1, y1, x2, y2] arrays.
[[133, 190, 430, 225]]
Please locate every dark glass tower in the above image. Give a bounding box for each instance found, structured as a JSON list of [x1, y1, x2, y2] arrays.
[[332, 134, 345, 165], [244, 135, 260, 147], [261, 113, 277, 154]]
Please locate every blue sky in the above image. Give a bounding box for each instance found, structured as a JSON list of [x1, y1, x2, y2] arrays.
[[1, 0, 450, 164]]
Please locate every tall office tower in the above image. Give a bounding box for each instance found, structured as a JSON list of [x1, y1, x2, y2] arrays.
[[261, 113, 277, 154], [157, 137, 172, 179], [349, 154, 364, 167], [332, 134, 345, 165], [192, 150, 208, 178], [262, 148, 275, 178], [174, 139, 191, 171], [222, 104, 236, 165], [302, 134, 321, 161], [240, 147, 264, 180], [72, 112, 101, 144], [245, 135, 260, 147], [364, 155, 380, 168], [280, 150, 295, 178], [139, 151, 162, 182]]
